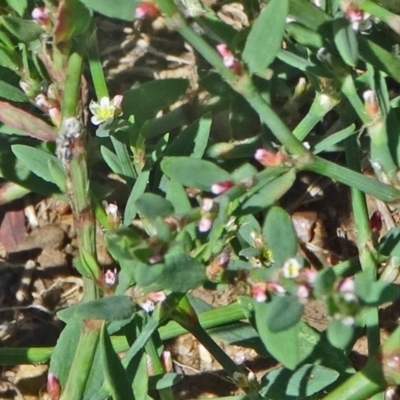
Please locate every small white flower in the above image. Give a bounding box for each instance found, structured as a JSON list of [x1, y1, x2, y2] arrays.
[[89, 95, 123, 125], [282, 258, 302, 279]]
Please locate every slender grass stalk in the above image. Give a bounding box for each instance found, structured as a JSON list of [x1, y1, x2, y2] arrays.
[[344, 136, 380, 354], [0, 302, 246, 365], [60, 320, 102, 400], [293, 92, 340, 141]]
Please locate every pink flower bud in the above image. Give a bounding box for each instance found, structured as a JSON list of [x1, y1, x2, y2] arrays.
[[104, 269, 117, 286], [49, 106, 62, 127], [363, 90, 379, 117], [201, 198, 214, 212], [135, 2, 160, 20], [211, 180, 234, 195], [32, 7, 50, 25], [199, 216, 212, 232], [216, 44, 242, 73], [370, 210, 382, 233], [35, 93, 52, 111], [297, 284, 311, 303], [112, 94, 123, 108], [147, 291, 166, 303], [338, 277, 355, 293], [161, 350, 173, 372], [251, 282, 267, 302], [267, 282, 286, 294], [47, 373, 61, 400], [254, 148, 286, 167]]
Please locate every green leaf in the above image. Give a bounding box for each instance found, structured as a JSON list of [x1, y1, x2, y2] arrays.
[[53, 0, 91, 43], [124, 170, 149, 225], [242, 0, 289, 74], [122, 79, 189, 126], [161, 156, 231, 191], [105, 227, 143, 262], [166, 179, 191, 214], [378, 227, 400, 256], [237, 169, 296, 215], [263, 206, 298, 267], [0, 80, 27, 102], [355, 272, 400, 306], [135, 193, 174, 219], [313, 124, 356, 154], [0, 101, 57, 141], [99, 324, 134, 400], [12, 145, 61, 185], [5, 0, 28, 16], [255, 301, 301, 370], [76, 296, 135, 321], [327, 319, 355, 350], [100, 146, 124, 176], [1, 16, 42, 42], [49, 314, 82, 388], [78, 0, 135, 21], [259, 364, 339, 399], [0, 44, 20, 71], [80, 249, 101, 279], [332, 17, 359, 67], [267, 295, 304, 333], [148, 373, 183, 390], [48, 158, 67, 191], [164, 114, 211, 158]]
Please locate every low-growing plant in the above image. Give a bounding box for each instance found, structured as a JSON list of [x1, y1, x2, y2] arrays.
[[2, 0, 400, 399]]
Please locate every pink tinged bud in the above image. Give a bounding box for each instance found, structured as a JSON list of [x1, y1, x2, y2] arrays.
[[201, 198, 214, 212], [104, 269, 117, 286], [112, 94, 123, 108], [47, 373, 61, 400], [338, 277, 355, 293], [35, 94, 52, 111], [19, 81, 30, 94], [140, 299, 155, 313], [211, 180, 234, 195], [49, 106, 62, 126], [135, 2, 160, 20], [161, 350, 173, 372], [199, 216, 212, 232], [267, 282, 286, 294], [254, 148, 286, 167], [32, 7, 50, 24], [345, 4, 364, 22], [147, 291, 166, 303], [297, 284, 311, 303], [250, 231, 263, 248], [216, 44, 242, 73], [251, 282, 267, 302], [370, 210, 382, 233], [148, 253, 163, 265], [300, 268, 317, 284], [217, 250, 230, 267], [363, 90, 379, 116]]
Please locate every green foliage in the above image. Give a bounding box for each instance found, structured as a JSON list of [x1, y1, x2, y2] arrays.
[[5, 0, 400, 398]]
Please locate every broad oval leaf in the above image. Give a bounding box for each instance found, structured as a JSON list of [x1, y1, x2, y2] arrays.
[[0, 81, 27, 102], [78, 0, 136, 21], [260, 364, 339, 399], [255, 301, 301, 370], [135, 193, 174, 219], [267, 295, 304, 333], [242, 0, 289, 74], [263, 206, 298, 267], [76, 296, 136, 321], [327, 318, 355, 350], [161, 156, 231, 191], [1, 16, 42, 42]]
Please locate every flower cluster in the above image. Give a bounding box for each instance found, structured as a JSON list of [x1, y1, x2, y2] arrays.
[[344, 3, 374, 33]]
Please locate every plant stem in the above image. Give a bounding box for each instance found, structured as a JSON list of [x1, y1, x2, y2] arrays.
[[61, 320, 102, 400], [344, 136, 380, 354]]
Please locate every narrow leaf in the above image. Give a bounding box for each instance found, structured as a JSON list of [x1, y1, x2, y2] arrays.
[[0, 101, 56, 141], [242, 0, 289, 74], [124, 170, 149, 225]]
